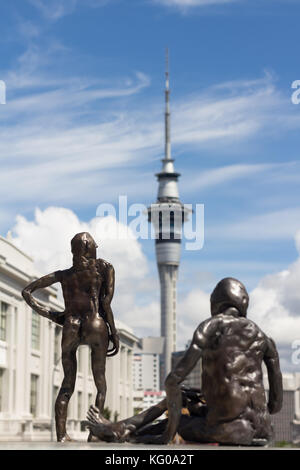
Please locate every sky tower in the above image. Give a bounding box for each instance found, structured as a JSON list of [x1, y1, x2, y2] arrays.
[[148, 50, 188, 383]]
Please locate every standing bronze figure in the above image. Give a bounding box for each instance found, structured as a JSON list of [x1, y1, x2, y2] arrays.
[[22, 232, 119, 442], [83, 278, 283, 446]]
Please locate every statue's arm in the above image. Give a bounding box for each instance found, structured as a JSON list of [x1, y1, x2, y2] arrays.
[[101, 263, 119, 355], [22, 271, 64, 324], [163, 324, 206, 443], [263, 336, 283, 414]]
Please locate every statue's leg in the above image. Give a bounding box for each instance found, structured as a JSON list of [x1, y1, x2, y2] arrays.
[[91, 344, 107, 413], [87, 344, 107, 442], [55, 321, 80, 442]]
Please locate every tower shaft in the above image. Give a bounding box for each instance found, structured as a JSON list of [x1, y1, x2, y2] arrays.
[[158, 264, 178, 379], [148, 50, 187, 383]]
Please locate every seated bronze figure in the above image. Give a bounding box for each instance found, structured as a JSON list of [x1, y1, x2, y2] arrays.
[[83, 277, 283, 446]]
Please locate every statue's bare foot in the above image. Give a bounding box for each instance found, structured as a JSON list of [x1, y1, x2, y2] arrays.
[[83, 405, 127, 443], [82, 420, 118, 442], [57, 433, 73, 443], [87, 405, 111, 425]]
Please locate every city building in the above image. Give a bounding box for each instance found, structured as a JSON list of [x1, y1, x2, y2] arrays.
[[264, 372, 300, 444], [133, 389, 166, 419], [172, 347, 202, 389], [133, 337, 164, 392], [148, 51, 189, 382], [0, 234, 138, 441]]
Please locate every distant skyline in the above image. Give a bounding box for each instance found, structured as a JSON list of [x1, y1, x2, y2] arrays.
[[1, 0, 300, 371]]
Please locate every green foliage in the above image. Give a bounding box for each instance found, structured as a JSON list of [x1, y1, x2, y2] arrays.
[[102, 407, 111, 420], [275, 441, 293, 448]]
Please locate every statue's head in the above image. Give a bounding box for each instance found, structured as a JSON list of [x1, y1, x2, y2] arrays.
[[71, 232, 98, 262], [210, 277, 249, 317]]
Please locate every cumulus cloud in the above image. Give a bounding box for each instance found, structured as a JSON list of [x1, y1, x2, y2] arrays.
[[176, 234, 300, 372], [177, 289, 210, 347], [248, 233, 300, 371], [11, 207, 161, 337], [9, 206, 300, 371]]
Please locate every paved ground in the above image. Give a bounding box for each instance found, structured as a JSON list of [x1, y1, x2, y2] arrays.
[[0, 441, 292, 450]]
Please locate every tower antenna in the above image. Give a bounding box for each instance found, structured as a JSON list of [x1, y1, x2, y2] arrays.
[[165, 47, 171, 161]]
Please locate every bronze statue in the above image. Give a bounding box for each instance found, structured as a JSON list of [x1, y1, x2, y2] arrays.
[[22, 232, 119, 442], [83, 278, 283, 446]]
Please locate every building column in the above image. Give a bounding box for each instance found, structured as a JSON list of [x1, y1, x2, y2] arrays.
[[7, 304, 15, 416]]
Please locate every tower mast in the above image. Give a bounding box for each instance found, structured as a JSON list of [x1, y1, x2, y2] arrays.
[[165, 47, 171, 162], [148, 50, 188, 384]]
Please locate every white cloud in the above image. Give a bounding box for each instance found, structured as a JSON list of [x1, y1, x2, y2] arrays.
[[11, 206, 161, 338], [29, 0, 239, 18], [12, 206, 147, 278], [153, 0, 240, 10], [28, 0, 78, 20], [10, 206, 300, 371], [28, 0, 110, 20], [177, 289, 210, 347], [176, 233, 300, 372], [208, 207, 300, 241], [248, 236, 300, 372], [183, 163, 274, 193], [1, 53, 299, 215], [172, 76, 291, 149]]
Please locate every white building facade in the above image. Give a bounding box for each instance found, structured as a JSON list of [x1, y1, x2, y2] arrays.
[[133, 337, 164, 392], [0, 235, 138, 441], [133, 389, 166, 417], [133, 353, 160, 392]]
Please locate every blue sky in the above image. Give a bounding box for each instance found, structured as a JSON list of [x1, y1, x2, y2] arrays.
[[1, 0, 300, 370]]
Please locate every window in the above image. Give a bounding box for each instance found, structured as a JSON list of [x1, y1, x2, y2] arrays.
[[53, 386, 59, 403], [77, 348, 83, 373], [77, 391, 82, 419], [30, 374, 39, 417], [88, 350, 92, 375], [14, 307, 18, 345], [31, 311, 40, 350], [88, 393, 93, 408], [0, 369, 4, 411], [0, 302, 8, 341], [54, 326, 61, 365]]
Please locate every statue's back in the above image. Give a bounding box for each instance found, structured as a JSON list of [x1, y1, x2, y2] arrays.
[[201, 314, 269, 426]]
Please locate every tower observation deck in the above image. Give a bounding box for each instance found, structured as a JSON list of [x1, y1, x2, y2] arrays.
[[148, 50, 188, 382]]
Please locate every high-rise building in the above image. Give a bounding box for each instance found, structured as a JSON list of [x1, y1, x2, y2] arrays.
[[172, 349, 202, 390], [148, 51, 188, 382], [132, 337, 164, 391], [264, 372, 300, 444]]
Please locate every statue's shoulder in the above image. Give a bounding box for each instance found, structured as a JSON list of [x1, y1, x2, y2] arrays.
[[54, 268, 70, 281], [239, 317, 263, 335], [193, 318, 215, 347], [96, 258, 114, 274]]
